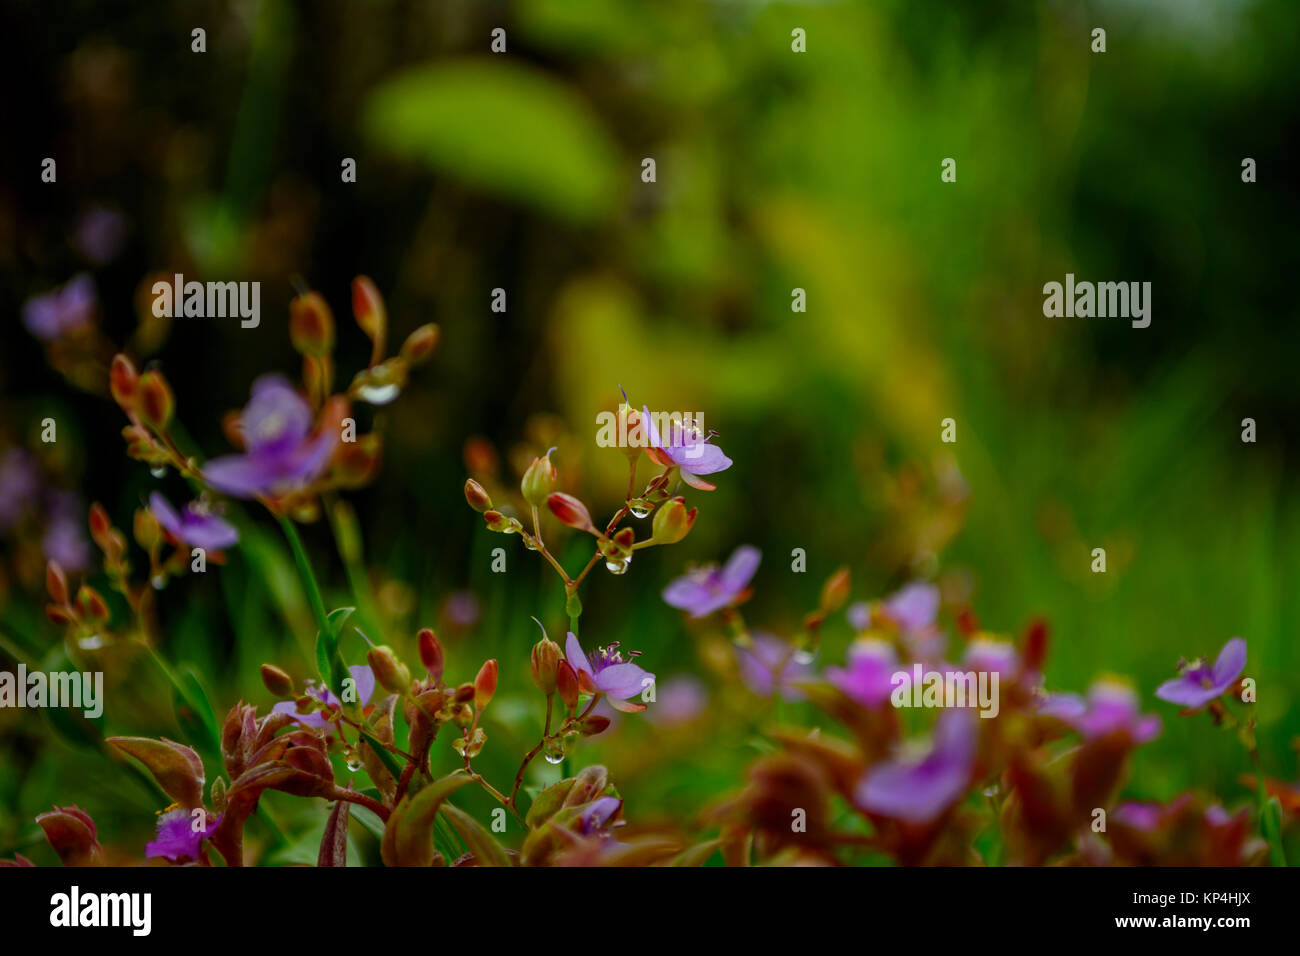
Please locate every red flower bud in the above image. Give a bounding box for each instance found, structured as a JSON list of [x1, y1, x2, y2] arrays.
[[399, 323, 440, 366], [289, 291, 336, 356], [417, 628, 444, 680], [547, 493, 596, 533], [109, 353, 138, 410], [45, 560, 68, 604], [352, 276, 387, 361], [474, 659, 498, 709], [137, 370, 174, 431], [367, 645, 411, 695], [260, 664, 295, 698], [464, 479, 493, 513], [820, 566, 851, 614], [530, 638, 562, 695]]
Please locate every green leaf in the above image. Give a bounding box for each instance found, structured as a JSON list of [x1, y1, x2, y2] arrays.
[[440, 801, 512, 867], [381, 772, 473, 867], [172, 665, 221, 754], [364, 62, 620, 224], [357, 729, 403, 783], [315, 607, 355, 697]]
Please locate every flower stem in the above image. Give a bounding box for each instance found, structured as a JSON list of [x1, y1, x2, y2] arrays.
[[277, 513, 331, 637]]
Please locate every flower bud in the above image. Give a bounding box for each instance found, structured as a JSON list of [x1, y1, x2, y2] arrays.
[[577, 715, 611, 737], [133, 507, 162, 551], [417, 627, 444, 681], [109, 353, 138, 409], [289, 291, 335, 356], [464, 479, 493, 513], [819, 566, 851, 614], [367, 645, 411, 695], [618, 402, 642, 460], [530, 638, 561, 694], [453, 682, 476, 704], [75, 585, 109, 621], [45, 560, 68, 604], [400, 323, 440, 366], [88, 503, 112, 549], [556, 659, 580, 712], [137, 370, 174, 431], [651, 496, 697, 544], [351, 276, 387, 360], [260, 663, 295, 698], [547, 493, 596, 533], [521, 450, 557, 508], [474, 659, 498, 709]]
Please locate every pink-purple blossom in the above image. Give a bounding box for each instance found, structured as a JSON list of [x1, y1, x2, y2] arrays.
[[735, 632, 815, 700], [22, 274, 96, 341], [641, 406, 732, 490], [145, 807, 221, 862], [1154, 637, 1247, 710], [272, 665, 375, 728], [149, 492, 238, 551], [1039, 679, 1161, 743], [565, 632, 654, 709], [662, 545, 760, 617], [203, 375, 337, 498], [826, 638, 898, 707], [856, 711, 976, 823]]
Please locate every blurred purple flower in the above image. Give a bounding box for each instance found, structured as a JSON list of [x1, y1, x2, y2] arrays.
[[662, 545, 760, 618], [272, 665, 375, 729], [962, 639, 1020, 678], [23, 274, 96, 341], [856, 711, 976, 823], [42, 492, 91, 572], [73, 205, 127, 265], [826, 638, 897, 707], [443, 590, 481, 629], [883, 582, 940, 633], [642, 406, 732, 490], [149, 492, 238, 551], [1154, 637, 1246, 710], [736, 632, 814, 701], [646, 675, 708, 726], [145, 807, 220, 862], [1040, 679, 1161, 743], [0, 449, 41, 532], [565, 632, 654, 709], [846, 601, 871, 631], [203, 375, 337, 498]]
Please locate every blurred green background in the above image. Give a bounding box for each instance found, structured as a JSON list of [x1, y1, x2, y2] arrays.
[[2, 0, 1298, 863]]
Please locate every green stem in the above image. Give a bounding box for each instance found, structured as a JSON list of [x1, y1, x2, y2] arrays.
[[277, 514, 330, 637]]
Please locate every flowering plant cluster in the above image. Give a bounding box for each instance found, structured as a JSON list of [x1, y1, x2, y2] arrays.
[[4, 279, 1296, 868]]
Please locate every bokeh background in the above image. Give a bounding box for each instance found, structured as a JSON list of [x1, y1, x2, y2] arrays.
[[2, 0, 1298, 863]]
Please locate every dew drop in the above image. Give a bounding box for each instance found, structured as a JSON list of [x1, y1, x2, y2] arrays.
[[605, 555, 631, 575], [628, 499, 651, 519], [151, 575, 167, 590], [543, 739, 567, 764], [149, 466, 167, 479], [346, 759, 363, 773], [356, 383, 400, 405]]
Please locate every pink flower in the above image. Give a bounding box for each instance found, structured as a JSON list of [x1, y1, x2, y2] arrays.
[[662, 545, 760, 617]]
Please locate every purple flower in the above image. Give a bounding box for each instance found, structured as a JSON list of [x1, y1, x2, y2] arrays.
[[662, 545, 760, 617], [846, 601, 871, 631], [443, 590, 481, 629], [149, 492, 238, 551], [646, 675, 708, 726], [883, 582, 940, 633], [41, 492, 91, 572], [642, 406, 732, 490], [577, 796, 624, 836], [1039, 679, 1161, 743], [0, 449, 41, 532], [856, 711, 976, 823], [826, 638, 897, 707], [1154, 637, 1247, 710], [145, 807, 221, 862], [203, 375, 337, 499], [565, 632, 655, 712], [736, 632, 815, 700], [962, 639, 1020, 679], [73, 205, 127, 265], [23, 274, 96, 341], [272, 665, 375, 729]]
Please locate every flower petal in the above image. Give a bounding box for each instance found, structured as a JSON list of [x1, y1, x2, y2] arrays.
[[565, 632, 593, 678]]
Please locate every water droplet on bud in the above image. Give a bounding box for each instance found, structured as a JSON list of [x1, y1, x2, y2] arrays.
[[605, 554, 631, 575], [149, 466, 167, 479], [628, 499, 651, 519], [543, 739, 567, 764]]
